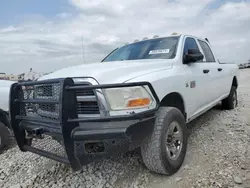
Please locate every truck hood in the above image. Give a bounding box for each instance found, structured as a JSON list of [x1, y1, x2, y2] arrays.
[[0, 80, 16, 112], [39, 59, 173, 84]]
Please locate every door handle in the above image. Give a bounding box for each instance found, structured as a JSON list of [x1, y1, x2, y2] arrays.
[[203, 69, 210, 74], [218, 68, 222, 71]]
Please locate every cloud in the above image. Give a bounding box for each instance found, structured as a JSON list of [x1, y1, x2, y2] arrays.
[[0, 0, 250, 74], [56, 12, 72, 19], [0, 26, 21, 33]]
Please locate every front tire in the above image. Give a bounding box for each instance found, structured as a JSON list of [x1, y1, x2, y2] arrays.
[[141, 107, 188, 175], [0, 122, 10, 151], [222, 86, 237, 110]]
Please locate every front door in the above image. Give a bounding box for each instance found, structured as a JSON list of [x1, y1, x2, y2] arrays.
[[182, 37, 213, 117]]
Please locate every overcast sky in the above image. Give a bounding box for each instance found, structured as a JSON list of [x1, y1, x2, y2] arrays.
[[0, 0, 250, 74]]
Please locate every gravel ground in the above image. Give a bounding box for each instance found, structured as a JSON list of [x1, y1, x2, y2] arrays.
[[0, 69, 250, 188]]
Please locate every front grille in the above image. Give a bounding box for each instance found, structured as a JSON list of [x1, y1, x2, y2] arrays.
[[36, 85, 53, 97], [76, 89, 95, 96], [75, 83, 100, 116], [39, 104, 56, 112], [19, 81, 100, 119], [19, 83, 61, 121], [77, 101, 100, 114]]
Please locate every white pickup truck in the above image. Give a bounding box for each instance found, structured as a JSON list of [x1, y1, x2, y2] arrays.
[[0, 80, 14, 151], [9, 34, 239, 175]]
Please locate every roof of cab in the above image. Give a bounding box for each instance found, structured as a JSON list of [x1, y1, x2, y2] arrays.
[[129, 33, 182, 43], [122, 33, 208, 47]]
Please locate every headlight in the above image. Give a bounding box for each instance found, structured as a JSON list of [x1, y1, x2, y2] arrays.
[[104, 86, 156, 111]]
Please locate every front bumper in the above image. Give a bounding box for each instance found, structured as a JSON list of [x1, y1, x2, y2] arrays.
[[9, 78, 159, 170]]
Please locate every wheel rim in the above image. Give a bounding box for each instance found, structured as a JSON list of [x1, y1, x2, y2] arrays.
[[166, 121, 183, 160], [232, 91, 237, 108]]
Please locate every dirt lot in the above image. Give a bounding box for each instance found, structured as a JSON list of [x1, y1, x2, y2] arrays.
[[0, 69, 250, 188]]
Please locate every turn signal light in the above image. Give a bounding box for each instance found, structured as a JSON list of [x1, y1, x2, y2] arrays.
[[126, 98, 151, 107]]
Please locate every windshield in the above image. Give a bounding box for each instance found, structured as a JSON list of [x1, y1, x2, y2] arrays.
[[102, 36, 179, 62]]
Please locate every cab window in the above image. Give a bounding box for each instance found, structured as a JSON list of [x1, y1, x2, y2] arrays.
[[198, 40, 216, 62], [183, 37, 201, 63]]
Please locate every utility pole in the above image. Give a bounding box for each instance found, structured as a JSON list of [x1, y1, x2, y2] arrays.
[[81, 36, 85, 63]]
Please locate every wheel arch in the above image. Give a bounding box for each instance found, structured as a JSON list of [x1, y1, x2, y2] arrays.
[[160, 92, 186, 120], [232, 76, 238, 88], [0, 109, 11, 129]]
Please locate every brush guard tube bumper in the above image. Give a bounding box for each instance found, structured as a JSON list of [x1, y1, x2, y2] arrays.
[[9, 78, 159, 171]]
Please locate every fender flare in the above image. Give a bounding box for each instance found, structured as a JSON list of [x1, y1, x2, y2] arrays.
[[0, 109, 11, 129]]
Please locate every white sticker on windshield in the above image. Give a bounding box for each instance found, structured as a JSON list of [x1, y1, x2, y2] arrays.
[[149, 49, 170, 55]]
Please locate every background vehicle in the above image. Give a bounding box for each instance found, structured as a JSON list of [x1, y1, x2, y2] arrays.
[[9, 34, 239, 175], [0, 80, 15, 151], [239, 64, 245, 69]]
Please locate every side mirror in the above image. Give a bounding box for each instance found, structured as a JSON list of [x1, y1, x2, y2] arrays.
[[183, 49, 204, 64]]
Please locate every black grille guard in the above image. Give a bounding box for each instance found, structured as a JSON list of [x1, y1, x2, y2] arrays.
[[9, 78, 160, 170]]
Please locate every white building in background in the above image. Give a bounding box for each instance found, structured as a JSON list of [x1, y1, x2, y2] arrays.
[[7, 74, 19, 81], [0, 68, 44, 81], [0, 73, 7, 80], [0, 73, 19, 81]]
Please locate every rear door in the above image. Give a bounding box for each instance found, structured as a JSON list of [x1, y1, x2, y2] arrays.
[[197, 39, 229, 99], [196, 39, 221, 100], [182, 37, 213, 116]]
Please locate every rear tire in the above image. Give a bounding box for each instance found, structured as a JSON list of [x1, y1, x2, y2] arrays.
[[141, 107, 188, 175], [0, 122, 10, 151], [222, 86, 237, 110]]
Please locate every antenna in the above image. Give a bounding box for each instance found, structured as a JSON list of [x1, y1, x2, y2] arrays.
[[81, 36, 85, 63]]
